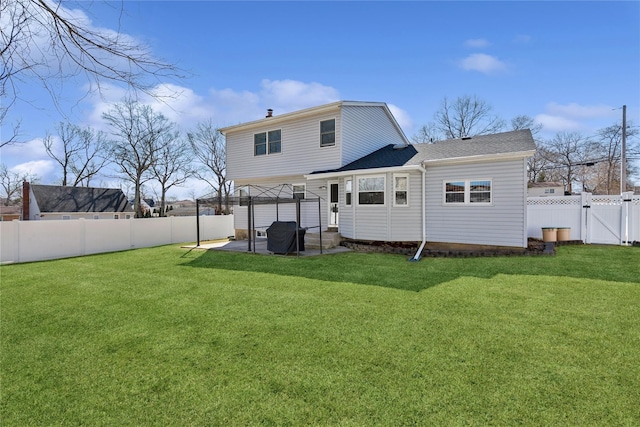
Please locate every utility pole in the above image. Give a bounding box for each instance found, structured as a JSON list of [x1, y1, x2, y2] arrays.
[[621, 105, 627, 193]]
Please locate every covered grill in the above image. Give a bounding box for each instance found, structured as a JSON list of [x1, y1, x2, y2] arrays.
[[266, 221, 305, 254]]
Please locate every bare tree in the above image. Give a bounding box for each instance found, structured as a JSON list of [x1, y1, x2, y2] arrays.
[[150, 132, 193, 217], [508, 115, 547, 183], [0, 163, 37, 205], [432, 95, 506, 139], [542, 132, 597, 194], [588, 122, 639, 194], [187, 120, 229, 213], [411, 123, 439, 144], [43, 121, 109, 186], [1, 0, 181, 144], [102, 99, 173, 218]]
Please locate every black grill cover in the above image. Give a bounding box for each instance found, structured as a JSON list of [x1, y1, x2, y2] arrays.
[[266, 221, 305, 254]]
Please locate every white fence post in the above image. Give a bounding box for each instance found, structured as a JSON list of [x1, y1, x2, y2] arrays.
[[582, 192, 591, 244], [621, 191, 633, 245]]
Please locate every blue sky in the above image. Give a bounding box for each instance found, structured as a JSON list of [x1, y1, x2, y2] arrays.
[[2, 1, 639, 198]]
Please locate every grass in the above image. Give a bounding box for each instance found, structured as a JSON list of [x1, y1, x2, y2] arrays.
[[1, 244, 639, 425]]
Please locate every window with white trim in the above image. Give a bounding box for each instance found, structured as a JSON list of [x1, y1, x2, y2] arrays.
[[114, 214, 120, 219], [358, 176, 385, 205], [292, 184, 306, 200], [62, 215, 71, 220], [320, 119, 335, 147], [93, 214, 100, 220], [345, 179, 352, 206], [444, 179, 492, 205], [393, 174, 409, 206], [254, 129, 281, 156]]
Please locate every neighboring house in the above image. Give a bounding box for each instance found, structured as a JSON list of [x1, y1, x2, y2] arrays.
[[221, 101, 536, 248], [23, 182, 133, 220], [0, 205, 22, 221], [527, 181, 564, 197]]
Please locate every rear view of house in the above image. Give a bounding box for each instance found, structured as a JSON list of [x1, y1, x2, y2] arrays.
[[221, 101, 535, 249]]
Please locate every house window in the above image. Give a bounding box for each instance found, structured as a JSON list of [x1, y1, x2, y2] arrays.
[[345, 179, 352, 206], [62, 215, 71, 220], [393, 174, 409, 206], [544, 188, 555, 194], [255, 130, 281, 156], [292, 184, 306, 200], [114, 214, 120, 219], [125, 214, 131, 219], [93, 215, 100, 220], [254, 133, 266, 156], [444, 179, 492, 205], [320, 119, 335, 147], [268, 129, 281, 154], [358, 176, 385, 205]]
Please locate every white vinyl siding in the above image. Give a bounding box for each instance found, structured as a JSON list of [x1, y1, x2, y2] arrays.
[[426, 158, 528, 248], [227, 114, 342, 180], [341, 105, 407, 165], [340, 171, 422, 242]]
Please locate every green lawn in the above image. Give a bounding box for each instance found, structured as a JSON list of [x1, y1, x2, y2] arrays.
[[1, 245, 639, 425]]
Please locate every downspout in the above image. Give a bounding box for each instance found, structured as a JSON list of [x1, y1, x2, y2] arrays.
[[409, 166, 427, 262]]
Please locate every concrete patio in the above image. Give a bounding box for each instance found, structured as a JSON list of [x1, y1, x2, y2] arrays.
[[184, 238, 351, 257]]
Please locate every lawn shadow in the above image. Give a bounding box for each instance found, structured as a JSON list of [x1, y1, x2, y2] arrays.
[[180, 245, 640, 292]]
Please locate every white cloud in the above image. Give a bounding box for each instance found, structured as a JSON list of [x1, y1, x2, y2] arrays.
[[83, 79, 341, 131], [259, 79, 340, 113], [387, 104, 413, 133], [535, 102, 620, 134], [534, 114, 582, 133], [12, 160, 56, 179], [545, 102, 616, 120], [459, 53, 507, 74], [464, 39, 491, 48]]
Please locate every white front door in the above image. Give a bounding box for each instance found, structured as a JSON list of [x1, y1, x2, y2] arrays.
[[328, 181, 339, 228]]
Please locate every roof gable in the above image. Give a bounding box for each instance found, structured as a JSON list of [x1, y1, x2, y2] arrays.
[[31, 185, 131, 213]]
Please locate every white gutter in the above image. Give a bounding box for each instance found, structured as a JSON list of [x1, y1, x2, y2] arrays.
[[409, 166, 427, 262], [305, 165, 424, 180], [421, 150, 536, 166]]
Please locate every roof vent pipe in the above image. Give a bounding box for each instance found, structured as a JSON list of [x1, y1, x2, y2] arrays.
[[266, 109, 273, 118]]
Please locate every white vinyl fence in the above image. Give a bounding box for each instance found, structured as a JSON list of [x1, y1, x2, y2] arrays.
[[527, 192, 639, 245], [0, 215, 234, 264]]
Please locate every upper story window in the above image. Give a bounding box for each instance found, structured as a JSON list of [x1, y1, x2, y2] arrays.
[[320, 119, 335, 147], [444, 179, 492, 205], [358, 176, 385, 205], [393, 174, 408, 206], [345, 179, 352, 206], [254, 129, 281, 156]]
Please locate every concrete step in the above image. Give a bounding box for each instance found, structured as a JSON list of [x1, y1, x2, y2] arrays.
[[305, 231, 341, 249]]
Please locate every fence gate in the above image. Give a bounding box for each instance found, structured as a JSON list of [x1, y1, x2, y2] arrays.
[[527, 192, 639, 245]]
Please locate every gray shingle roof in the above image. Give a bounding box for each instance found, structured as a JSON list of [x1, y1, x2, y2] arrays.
[[409, 129, 536, 164], [311, 144, 419, 175], [311, 129, 536, 175], [31, 185, 131, 213]]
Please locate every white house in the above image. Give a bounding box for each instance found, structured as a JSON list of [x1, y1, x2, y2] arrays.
[[221, 101, 536, 249], [527, 181, 565, 197]]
